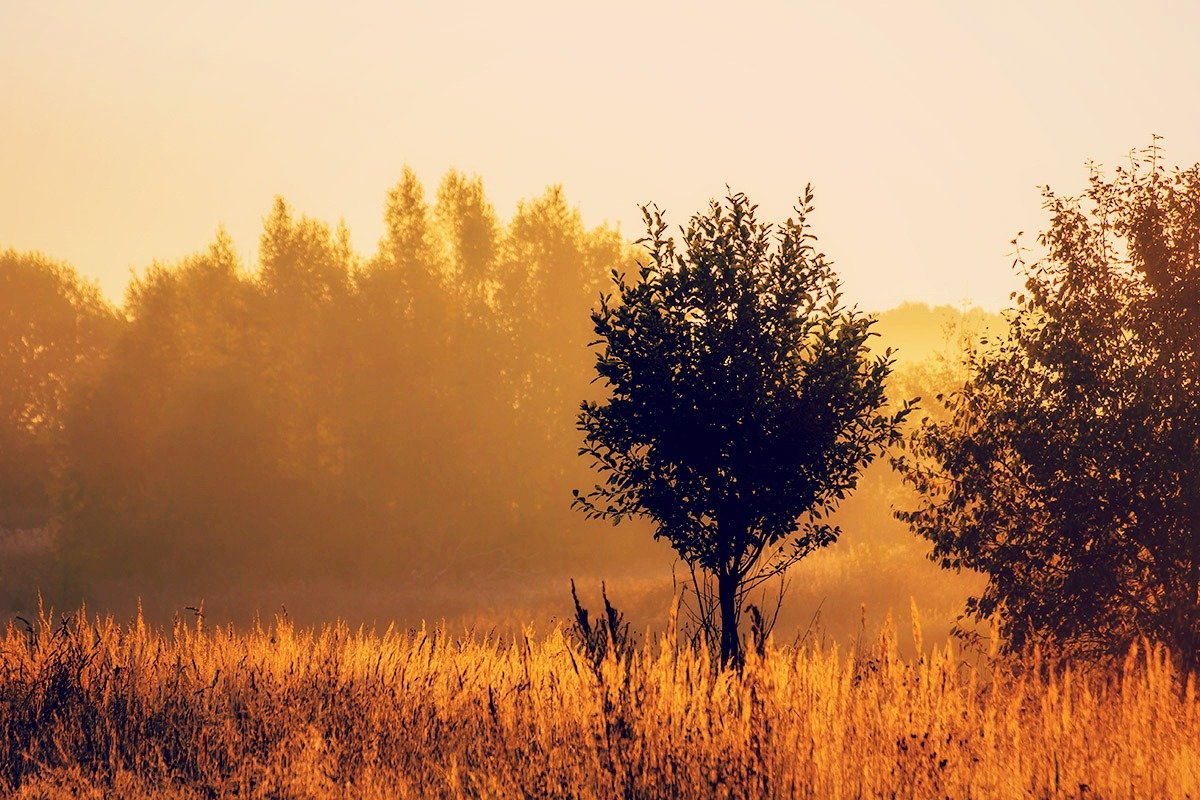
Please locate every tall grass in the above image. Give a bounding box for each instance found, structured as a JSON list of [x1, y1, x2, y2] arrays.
[[1, 605, 1197, 799]]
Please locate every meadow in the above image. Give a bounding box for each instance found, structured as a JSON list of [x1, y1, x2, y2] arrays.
[[2, 604, 1197, 799]]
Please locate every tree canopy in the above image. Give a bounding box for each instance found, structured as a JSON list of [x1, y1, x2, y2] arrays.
[[0, 171, 645, 604], [897, 142, 1200, 665], [575, 189, 911, 664], [0, 251, 117, 529]]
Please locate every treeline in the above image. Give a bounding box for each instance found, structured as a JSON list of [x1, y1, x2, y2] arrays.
[[9, 145, 1196, 665], [3, 170, 657, 601], [3, 169, 992, 627]]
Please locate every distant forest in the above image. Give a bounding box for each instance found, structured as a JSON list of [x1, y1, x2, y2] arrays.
[[0, 170, 996, 628]]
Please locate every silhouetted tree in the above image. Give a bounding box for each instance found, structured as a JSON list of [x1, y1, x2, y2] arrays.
[[896, 141, 1200, 667], [575, 190, 911, 665]]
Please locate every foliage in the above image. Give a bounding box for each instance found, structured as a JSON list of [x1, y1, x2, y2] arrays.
[[575, 189, 912, 664], [0, 251, 118, 529], [0, 170, 641, 598], [3, 606, 1199, 799], [896, 141, 1200, 665]]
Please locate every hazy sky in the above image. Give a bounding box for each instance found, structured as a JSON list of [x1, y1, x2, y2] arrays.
[[3, 2, 1197, 310]]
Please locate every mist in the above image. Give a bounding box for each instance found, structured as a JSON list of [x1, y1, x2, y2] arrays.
[[1, 173, 997, 648]]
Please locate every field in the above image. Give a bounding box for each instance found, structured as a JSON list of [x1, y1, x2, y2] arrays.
[[2, 606, 1198, 799]]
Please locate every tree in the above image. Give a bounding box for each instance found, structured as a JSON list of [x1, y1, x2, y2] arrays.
[[574, 190, 912, 665], [435, 169, 499, 305], [63, 235, 280, 587], [896, 142, 1200, 666], [374, 168, 446, 322], [0, 251, 118, 529]]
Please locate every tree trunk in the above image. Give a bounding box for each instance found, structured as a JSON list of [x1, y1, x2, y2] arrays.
[[718, 570, 741, 668]]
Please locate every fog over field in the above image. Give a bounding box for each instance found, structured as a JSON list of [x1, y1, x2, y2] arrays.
[[0, 181, 998, 652], [6, 5, 1200, 796]]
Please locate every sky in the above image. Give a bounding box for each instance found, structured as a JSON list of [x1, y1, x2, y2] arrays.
[[2, 1, 1197, 311]]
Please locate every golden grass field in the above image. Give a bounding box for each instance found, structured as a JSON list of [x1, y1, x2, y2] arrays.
[[2, 605, 1197, 799]]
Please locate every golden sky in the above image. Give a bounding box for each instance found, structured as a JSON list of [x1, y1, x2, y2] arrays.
[[3, 1, 1196, 310]]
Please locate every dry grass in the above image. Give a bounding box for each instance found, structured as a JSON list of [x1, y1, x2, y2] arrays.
[[2, 605, 1197, 799]]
